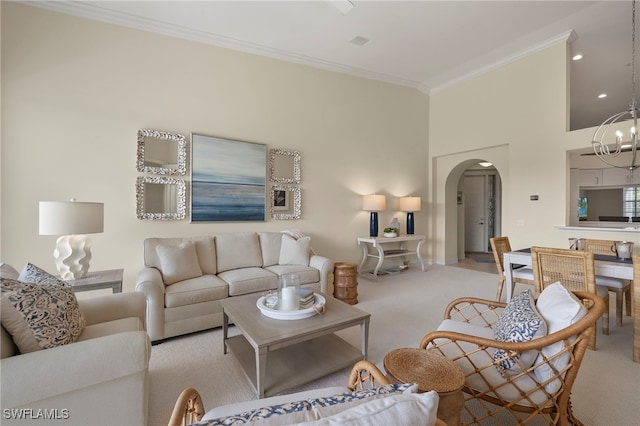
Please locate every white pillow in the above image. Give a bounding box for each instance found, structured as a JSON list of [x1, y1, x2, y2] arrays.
[[534, 282, 588, 393], [279, 234, 311, 266], [156, 241, 203, 285], [492, 289, 547, 376], [300, 391, 440, 426]]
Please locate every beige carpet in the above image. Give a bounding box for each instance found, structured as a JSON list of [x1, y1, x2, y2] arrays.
[[148, 265, 640, 426]]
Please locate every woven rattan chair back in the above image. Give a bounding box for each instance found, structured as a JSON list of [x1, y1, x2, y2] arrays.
[[168, 387, 205, 426], [530, 246, 597, 293], [531, 246, 608, 350], [632, 256, 640, 363], [490, 236, 536, 301], [420, 291, 606, 425], [582, 239, 617, 256], [583, 238, 632, 328]]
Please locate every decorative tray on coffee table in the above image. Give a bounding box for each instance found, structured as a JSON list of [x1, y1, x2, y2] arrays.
[[256, 294, 326, 320]]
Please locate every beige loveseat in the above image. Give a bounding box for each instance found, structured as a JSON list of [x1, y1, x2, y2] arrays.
[[136, 231, 333, 342], [1, 264, 151, 426]]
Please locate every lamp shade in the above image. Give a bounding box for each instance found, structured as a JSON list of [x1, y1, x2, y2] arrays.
[[399, 196, 421, 212], [39, 201, 104, 235], [362, 194, 386, 212]]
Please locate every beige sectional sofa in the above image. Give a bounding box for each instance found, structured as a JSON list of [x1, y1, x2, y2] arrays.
[[1, 262, 151, 425], [136, 231, 333, 342]]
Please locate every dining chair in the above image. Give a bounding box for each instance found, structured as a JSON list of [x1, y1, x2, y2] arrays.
[[530, 246, 609, 350], [490, 236, 536, 301], [582, 238, 632, 327], [631, 255, 640, 363]]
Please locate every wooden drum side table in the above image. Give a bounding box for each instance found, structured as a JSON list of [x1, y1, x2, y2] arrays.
[[384, 348, 465, 426], [333, 262, 358, 304]]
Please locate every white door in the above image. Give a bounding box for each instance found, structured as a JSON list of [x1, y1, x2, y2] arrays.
[[464, 175, 487, 252]]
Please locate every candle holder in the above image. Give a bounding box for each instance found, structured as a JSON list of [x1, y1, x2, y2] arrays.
[[277, 274, 300, 311]]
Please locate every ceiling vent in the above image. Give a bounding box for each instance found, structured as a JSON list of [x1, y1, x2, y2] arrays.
[[350, 36, 369, 46]]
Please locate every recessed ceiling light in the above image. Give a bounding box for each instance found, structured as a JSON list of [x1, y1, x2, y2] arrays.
[[478, 162, 493, 167], [350, 36, 369, 46], [598, 93, 607, 99], [572, 54, 583, 61]]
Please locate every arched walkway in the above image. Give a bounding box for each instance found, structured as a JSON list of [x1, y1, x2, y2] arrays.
[[429, 144, 509, 265]]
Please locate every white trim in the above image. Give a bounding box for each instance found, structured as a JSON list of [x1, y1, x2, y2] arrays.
[[428, 30, 577, 95], [23, 1, 575, 95]]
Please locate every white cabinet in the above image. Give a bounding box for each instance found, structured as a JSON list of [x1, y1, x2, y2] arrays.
[[579, 169, 603, 186], [602, 168, 640, 186]]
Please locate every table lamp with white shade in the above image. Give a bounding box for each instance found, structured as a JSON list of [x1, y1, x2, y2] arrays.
[[39, 199, 104, 280], [362, 194, 386, 237], [399, 196, 421, 235]]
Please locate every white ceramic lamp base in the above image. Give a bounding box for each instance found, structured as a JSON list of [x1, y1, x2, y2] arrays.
[[54, 234, 92, 280]]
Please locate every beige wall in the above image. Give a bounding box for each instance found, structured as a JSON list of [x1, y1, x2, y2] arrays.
[[1, 3, 429, 291], [429, 41, 640, 264]]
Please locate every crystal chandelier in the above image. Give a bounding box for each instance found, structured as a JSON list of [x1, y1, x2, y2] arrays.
[[592, 0, 640, 171]]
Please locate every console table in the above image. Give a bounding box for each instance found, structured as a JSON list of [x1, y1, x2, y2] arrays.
[[357, 235, 426, 279]]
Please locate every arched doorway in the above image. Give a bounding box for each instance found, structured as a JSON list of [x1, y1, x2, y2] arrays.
[[430, 145, 508, 265]]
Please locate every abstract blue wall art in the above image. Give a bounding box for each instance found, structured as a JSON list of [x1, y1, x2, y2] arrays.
[[191, 134, 266, 222]]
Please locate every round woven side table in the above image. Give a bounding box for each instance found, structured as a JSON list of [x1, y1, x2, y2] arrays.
[[332, 262, 358, 304], [384, 348, 465, 426]]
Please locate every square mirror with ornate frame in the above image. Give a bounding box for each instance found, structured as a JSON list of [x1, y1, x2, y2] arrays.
[[269, 148, 301, 184], [269, 185, 301, 220], [136, 176, 186, 220], [137, 129, 187, 176]]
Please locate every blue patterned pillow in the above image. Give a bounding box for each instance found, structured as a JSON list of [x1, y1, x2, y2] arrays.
[[492, 290, 547, 375], [193, 383, 417, 425], [193, 400, 314, 425], [18, 263, 69, 287]]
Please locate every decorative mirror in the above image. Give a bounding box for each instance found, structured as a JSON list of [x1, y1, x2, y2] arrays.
[[136, 176, 186, 220], [269, 185, 301, 220], [137, 129, 187, 175], [269, 148, 301, 184]]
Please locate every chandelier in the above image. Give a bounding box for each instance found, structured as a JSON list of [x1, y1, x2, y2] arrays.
[[592, 0, 640, 171]]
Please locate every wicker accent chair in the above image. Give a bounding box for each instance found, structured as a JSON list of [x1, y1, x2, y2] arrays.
[[632, 255, 640, 363], [169, 388, 205, 426], [490, 236, 537, 301], [531, 246, 609, 350], [581, 238, 632, 327], [419, 290, 605, 425], [168, 360, 447, 426]]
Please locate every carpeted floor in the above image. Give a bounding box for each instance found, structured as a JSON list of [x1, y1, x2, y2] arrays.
[[148, 265, 639, 426]]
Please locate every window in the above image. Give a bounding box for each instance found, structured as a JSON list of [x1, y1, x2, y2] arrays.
[[622, 187, 640, 217]]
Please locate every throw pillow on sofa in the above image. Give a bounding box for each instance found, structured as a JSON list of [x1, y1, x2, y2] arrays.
[[156, 241, 203, 285], [0, 276, 85, 353], [279, 234, 311, 266]]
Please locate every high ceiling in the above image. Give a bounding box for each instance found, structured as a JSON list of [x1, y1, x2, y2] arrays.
[[27, 1, 636, 131]]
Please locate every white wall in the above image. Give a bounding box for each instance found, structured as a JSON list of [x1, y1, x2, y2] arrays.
[[0, 3, 429, 291]]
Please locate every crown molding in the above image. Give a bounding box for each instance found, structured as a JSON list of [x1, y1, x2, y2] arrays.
[[22, 1, 423, 90], [22, 1, 575, 97], [427, 30, 577, 95]]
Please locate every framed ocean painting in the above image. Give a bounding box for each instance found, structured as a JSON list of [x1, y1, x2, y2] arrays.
[[191, 134, 267, 222]]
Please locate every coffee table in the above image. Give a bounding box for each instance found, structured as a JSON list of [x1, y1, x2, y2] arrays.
[[221, 292, 370, 397]]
